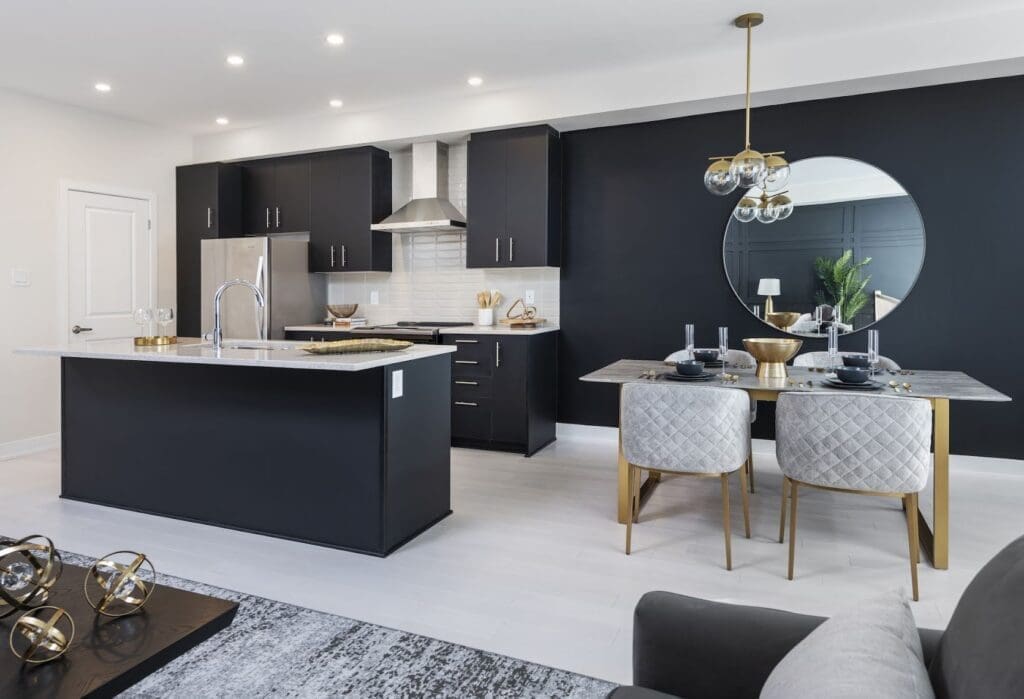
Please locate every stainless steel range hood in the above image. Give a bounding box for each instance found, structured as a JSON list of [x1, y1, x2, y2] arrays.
[[370, 141, 466, 233]]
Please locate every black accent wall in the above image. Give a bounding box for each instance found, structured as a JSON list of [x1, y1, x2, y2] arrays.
[[559, 75, 1022, 458]]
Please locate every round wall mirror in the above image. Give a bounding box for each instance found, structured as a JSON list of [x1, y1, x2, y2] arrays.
[[723, 156, 925, 337]]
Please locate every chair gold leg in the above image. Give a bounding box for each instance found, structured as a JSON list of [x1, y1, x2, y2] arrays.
[[748, 438, 755, 493], [721, 473, 733, 571], [632, 466, 641, 524], [787, 479, 799, 580], [738, 465, 751, 539], [905, 492, 920, 601], [778, 477, 788, 544], [625, 464, 635, 555]]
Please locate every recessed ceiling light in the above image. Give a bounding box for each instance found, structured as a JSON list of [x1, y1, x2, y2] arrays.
[[226, 55, 244, 66], [215, 117, 229, 125], [329, 98, 343, 108], [94, 82, 111, 93], [467, 76, 483, 87], [326, 33, 344, 46]]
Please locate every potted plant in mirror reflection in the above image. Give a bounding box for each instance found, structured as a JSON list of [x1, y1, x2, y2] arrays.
[[813, 250, 872, 326]]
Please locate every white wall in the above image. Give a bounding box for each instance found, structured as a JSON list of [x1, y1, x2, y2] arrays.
[[0, 89, 191, 455], [326, 142, 560, 325]]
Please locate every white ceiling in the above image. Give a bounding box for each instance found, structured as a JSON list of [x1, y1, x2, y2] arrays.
[[4, 0, 1024, 143]]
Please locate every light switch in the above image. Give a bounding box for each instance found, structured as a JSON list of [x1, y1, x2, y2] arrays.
[[10, 269, 30, 287], [392, 369, 403, 398], [370, 290, 380, 305]]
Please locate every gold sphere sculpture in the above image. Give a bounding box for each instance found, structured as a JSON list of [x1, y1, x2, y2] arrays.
[[9, 605, 75, 663], [84, 551, 156, 617], [0, 535, 63, 618]]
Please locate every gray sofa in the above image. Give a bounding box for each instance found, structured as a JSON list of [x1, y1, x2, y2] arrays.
[[609, 535, 1024, 699]]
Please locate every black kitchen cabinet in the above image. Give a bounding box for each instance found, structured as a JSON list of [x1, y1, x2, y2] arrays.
[[283, 328, 352, 342], [175, 163, 241, 337], [467, 125, 561, 268], [242, 156, 310, 234], [444, 332, 557, 456], [309, 147, 392, 272]]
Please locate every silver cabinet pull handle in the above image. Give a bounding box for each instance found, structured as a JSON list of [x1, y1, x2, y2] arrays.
[[275, 206, 281, 228], [341, 244, 347, 267], [330, 245, 336, 268], [454, 339, 478, 344], [495, 237, 500, 262], [265, 207, 270, 229], [454, 401, 478, 407], [509, 238, 514, 261], [207, 207, 212, 229], [496, 341, 501, 367], [454, 360, 478, 365], [454, 380, 479, 386], [71, 325, 93, 334]]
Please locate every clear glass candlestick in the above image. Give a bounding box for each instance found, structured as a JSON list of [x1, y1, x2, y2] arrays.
[[718, 327, 729, 375], [827, 324, 839, 372], [867, 329, 879, 375], [684, 324, 695, 356]]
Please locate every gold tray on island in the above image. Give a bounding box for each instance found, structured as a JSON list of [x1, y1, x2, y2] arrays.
[[300, 338, 413, 355], [134, 336, 177, 346]]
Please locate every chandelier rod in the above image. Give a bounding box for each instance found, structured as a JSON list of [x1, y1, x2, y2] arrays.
[[744, 16, 752, 150]]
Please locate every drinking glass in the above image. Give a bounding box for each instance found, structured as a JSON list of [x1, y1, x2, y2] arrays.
[[814, 306, 823, 333], [867, 329, 879, 375], [718, 326, 729, 375], [156, 307, 175, 337], [133, 308, 153, 338], [752, 304, 762, 320], [827, 324, 839, 372], [684, 323, 695, 356]]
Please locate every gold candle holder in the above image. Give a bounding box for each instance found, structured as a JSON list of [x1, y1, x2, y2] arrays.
[[9, 606, 75, 663], [84, 551, 156, 617], [0, 535, 62, 618]]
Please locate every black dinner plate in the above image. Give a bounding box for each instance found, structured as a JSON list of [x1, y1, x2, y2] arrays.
[[823, 377, 884, 390], [662, 372, 717, 382]]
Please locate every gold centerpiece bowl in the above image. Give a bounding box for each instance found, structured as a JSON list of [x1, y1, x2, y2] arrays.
[[743, 338, 803, 379], [765, 311, 801, 331]]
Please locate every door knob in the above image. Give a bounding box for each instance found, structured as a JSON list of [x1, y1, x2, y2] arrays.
[[71, 325, 93, 334]]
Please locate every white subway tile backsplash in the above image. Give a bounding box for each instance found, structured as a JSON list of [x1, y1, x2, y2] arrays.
[[327, 141, 560, 325]]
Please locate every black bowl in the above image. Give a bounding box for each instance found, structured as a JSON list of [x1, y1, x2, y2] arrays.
[[842, 354, 870, 369], [836, 367, 869, 384], [676, 360, 705, 377], [693, 350, 719, 363]]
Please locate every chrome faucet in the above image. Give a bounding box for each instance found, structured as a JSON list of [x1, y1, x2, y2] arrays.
[[211, 279, 266, 350]]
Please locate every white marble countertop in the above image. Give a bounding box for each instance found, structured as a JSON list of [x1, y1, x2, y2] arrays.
[[16, 338, 455, 372], [284, 324, 559, 336]]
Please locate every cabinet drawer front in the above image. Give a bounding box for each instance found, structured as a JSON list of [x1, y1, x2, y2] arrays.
[[449, 337, 494, 362], [452, 398, 493, 441], [452, 376, 493, 400]]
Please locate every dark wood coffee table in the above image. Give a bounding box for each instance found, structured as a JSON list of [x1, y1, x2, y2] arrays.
[[0, 562, 238, 698]]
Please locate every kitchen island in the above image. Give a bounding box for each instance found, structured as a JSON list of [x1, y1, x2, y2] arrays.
[[18, 339, 455, 556]]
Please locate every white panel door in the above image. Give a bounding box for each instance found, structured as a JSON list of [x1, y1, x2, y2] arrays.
[[67, 190, 153, 344]]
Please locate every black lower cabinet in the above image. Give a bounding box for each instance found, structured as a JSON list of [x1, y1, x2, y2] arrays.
[[444, 332, 557, 456], [284, 328, 352, 342]]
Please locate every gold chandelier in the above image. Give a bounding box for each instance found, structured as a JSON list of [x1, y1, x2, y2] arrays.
[[704, 13, 793, 224]]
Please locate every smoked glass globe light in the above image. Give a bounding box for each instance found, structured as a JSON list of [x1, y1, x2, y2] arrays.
[[768, 194, 794, 220], [704, 159, 738, 195], [733, 197, 759, 223], [729, 148, 766, 188], [763, 154, 790, 190]]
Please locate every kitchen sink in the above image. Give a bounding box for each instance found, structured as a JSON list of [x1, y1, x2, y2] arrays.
[[195, 340, 297, 351]]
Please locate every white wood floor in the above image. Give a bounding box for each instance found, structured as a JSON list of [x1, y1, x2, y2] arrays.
[[2, 426, 1023, 685]]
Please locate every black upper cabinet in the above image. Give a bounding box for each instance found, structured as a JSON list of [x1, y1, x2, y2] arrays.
[[175, 163, 241, 337], [309, 147, 392, 273], [242, 157, 310, 234], [467, 125, 561, 268]]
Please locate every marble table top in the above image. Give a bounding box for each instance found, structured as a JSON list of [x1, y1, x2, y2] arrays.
[[580, 359, 1011, 403]]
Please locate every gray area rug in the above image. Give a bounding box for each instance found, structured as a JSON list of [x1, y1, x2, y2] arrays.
[[58, 552, 615, 698]]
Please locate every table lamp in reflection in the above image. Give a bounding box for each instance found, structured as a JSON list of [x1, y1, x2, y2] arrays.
[[757, 278, 780, 315]]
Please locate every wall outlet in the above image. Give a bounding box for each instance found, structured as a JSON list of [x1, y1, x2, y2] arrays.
[[370, 290, 380, 305], [524, 289, 535, 304], [392, 370, 404, 398], [10, 269, 30, 287]]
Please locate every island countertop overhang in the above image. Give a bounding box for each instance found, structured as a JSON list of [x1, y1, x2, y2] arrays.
[[16, 338, 456, 372]]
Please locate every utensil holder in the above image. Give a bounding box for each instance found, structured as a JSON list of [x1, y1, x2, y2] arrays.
[[478, 308, 494, 326]]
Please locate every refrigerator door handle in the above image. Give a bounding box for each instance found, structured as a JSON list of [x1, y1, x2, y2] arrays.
[[255, 254, 267, 340]]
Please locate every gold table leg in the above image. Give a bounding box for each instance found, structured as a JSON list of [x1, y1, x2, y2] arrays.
[[917, 398, 949, 569]]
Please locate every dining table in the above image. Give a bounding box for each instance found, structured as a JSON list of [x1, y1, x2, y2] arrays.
[[579, 359, 1011, 569]]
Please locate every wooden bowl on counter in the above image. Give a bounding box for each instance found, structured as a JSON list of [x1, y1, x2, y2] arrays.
[[742, 338, 803, 379], [766, 311, 801, 331]]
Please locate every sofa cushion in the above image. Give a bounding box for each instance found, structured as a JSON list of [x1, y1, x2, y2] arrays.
[[929, 535, 1024, 698], [760, 590, 933, 698]]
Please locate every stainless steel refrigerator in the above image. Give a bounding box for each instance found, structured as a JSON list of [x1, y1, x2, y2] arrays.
[[201, 237, 325, 340]]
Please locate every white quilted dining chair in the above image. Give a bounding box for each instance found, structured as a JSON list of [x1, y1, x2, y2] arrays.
[[793, 351, 901, 371], [664, 347, 759, 493], [621, 383, 751, 569], [775, 392, 932, 599]]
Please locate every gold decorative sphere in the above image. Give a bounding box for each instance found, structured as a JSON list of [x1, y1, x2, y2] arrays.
[[0, 535, 63, 618], [84, 551, 156, 617], [9, 605, 75, 664]]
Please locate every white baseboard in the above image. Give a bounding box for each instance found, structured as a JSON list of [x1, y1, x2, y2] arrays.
[[0, 433, 59, 461]]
